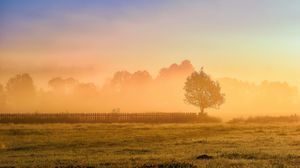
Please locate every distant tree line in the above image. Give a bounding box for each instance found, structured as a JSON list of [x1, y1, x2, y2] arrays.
[[0, 60, 195, 113], [0, 59, 298, 116]]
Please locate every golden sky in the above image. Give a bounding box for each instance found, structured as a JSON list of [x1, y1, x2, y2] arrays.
[[1, 0, 300, 88]]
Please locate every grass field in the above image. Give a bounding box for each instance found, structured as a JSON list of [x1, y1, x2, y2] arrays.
[[0, 123, 300, 167]]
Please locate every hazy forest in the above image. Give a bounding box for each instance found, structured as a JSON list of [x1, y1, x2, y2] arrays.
[[0, 60, 299, 120]]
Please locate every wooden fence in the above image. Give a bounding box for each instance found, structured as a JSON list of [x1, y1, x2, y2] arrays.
[[0, 112, 221, 123]]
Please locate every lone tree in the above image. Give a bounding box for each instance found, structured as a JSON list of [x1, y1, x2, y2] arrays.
[[184, 68, 225, 114]]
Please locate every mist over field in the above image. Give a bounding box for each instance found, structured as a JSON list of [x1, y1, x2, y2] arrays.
[[0, 60, 298, 120]]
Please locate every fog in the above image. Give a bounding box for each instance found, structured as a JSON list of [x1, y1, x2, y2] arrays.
[[0, 60, 298, 120]]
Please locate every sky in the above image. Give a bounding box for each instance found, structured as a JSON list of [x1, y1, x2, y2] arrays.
[[1, 0, 300, 87]]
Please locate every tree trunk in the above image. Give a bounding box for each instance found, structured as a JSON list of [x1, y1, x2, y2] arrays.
[[199, 107, 204, 115]]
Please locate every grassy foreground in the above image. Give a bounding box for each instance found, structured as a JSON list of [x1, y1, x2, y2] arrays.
[[0, 123, 300, 167]]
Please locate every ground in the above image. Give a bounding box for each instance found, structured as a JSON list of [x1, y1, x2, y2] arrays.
[[0, 123, 300, 167]]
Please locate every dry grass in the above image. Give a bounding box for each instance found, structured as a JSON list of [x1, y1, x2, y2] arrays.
[[0, 123, 300, 167]]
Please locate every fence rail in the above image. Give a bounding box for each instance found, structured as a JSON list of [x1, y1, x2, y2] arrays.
[[0, 112, 221, 123]]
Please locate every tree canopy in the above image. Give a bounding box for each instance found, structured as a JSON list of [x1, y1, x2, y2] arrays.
[[6, 73, 35, 98], [184, 69, 225, 114]]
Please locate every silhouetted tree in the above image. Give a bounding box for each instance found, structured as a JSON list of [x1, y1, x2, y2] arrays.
[[0, 84, 6, 111], [6, 74, 35, 97], [130, 71, 152, 85], [259, 80, 297, 104], [6, 73, 36, 111], [157, 60, 194, 80], [74, 83, 98, 97], [48, 77, 78, 94], [110, 71, 132, 92], [184, 68, 224, 114]]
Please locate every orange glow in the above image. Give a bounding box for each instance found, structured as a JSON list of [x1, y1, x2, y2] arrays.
[[0, 60, 298, 120]]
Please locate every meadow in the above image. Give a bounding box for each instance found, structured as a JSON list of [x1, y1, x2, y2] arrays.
[[0, 123, 300, 167]]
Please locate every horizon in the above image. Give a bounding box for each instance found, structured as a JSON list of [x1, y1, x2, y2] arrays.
[[0, 59, 299, 120], [0, 59, 298, 90]]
